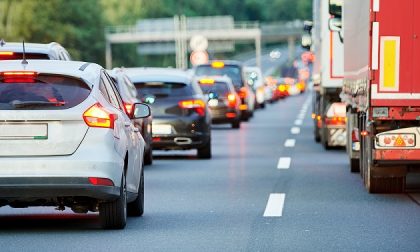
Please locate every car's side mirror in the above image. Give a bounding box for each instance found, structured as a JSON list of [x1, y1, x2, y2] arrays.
[[132, 103, 151, 119], [329, 18, 342, 32], [301, 34, 312, 50]]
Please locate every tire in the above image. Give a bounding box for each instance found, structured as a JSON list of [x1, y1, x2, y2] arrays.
[[321, 127, 331, 150], [144, 148, 153, 166], [350, 158, 359, 173], [197, 139, 212, 159], [231, 119, 240, 129], [99, 175, 127, 229], [260, 102, 266, 109], [128, 169, 144, 217]]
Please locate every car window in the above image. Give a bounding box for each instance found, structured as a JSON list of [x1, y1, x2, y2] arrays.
[[195, 65, 243, 88], [100, 71, 122, 110], [0, 74, 91, 110], [133, 82, 193, 99], [199, 81, 229, 95]]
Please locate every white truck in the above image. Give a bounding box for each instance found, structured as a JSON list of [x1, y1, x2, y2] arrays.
[[309, 0, 346, 149]]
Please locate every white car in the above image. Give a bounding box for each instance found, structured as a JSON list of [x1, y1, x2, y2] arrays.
[[0, 60, 150, 229], [0, 41, 72, 60]]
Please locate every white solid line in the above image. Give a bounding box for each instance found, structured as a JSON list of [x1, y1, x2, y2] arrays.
[[277, 157, 291, 169], [284, 139, 296, 147], [263, 193, 286, 217], [291, 127, 300, 134], [294, 119, 303, 125]]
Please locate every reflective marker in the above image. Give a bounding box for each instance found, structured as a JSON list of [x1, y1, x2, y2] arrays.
[[263, 193, 286, 217]]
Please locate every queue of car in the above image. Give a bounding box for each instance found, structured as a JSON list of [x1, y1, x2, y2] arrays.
[[0, 41, 295, 230]]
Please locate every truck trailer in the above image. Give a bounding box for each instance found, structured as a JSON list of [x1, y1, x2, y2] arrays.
[[311, 0, 346, 149], [341, 0, 420, 193]]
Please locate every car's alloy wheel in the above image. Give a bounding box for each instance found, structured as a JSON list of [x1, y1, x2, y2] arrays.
[[99, 175, 127, 229]]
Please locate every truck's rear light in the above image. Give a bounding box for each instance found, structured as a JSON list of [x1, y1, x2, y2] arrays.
[[227, 93, 236, 107], [238, 88, 247, 99], [88, 177, 114, 186], [377, 134, 416, 147], [239, 104, 248, 110], [325, 116, 346, 125], [83, 103, 117, 129], [1, 71, 37, 83], [226, 112, 236, 118], [178, 99, 206, 116], [352, 128, 360, 142], [361, 130, 369, 137]]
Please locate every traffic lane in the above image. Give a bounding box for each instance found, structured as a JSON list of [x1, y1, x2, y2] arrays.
[[247, 105, 420, 251], [0, 94, 309, 251]]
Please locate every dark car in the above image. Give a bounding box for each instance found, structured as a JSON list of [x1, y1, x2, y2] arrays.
[[193, 60, 256, 121], [196, 76, 241, 129], [107, 68, 153, 165], [125, 68, 212, 159]]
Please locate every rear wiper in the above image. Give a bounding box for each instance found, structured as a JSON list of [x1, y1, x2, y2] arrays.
[[11, 100, 66, 108]]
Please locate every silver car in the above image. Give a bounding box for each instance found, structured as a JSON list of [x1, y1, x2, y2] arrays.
[[0, 60, 150, 229]]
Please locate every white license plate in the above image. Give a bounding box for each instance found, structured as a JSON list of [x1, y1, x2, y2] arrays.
[[208, 99, 219, 107], [152, 124, 172, 135], [0, 123, 48, 140]]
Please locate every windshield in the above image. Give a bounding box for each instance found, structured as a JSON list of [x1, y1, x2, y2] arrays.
[[199, 82, 230, 96], [0, 74, 90, 110], [195, 65, 243, 88], [134, 82, 193, 100]]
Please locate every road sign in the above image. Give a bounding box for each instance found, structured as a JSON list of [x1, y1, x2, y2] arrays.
[[189, 35, 209, 51], [190, 51, 209, 66]]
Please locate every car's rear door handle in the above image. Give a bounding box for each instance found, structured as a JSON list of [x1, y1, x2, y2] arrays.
[[124, 122, 131, 127]]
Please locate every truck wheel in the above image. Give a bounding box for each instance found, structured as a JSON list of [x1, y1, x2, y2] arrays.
[[321, 128, 331, 150], [197, 139, 212, 159], [99, 175, 127, 229], [128, 169, 144, 217], [350, 158, 359, 173]]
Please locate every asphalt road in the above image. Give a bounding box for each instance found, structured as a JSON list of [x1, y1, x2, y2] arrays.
[[0, 93, 419, 252]]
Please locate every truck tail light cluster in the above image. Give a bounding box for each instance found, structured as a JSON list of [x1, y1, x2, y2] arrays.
[[324, 116, 346, 126], [376, 134, 416, 147]]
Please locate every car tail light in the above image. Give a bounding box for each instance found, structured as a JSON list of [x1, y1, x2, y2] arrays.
[[377, 134, 415, 147], [124, 103, 133, 114], [278, 84, 287, 92], [226, 112, 236, 118], [238, 87, 247, 99], [0, 51, 14, 56], [178, 99, 206, 116], [88, 177, 114, 186], [325, 116, 346, 125], [1, 71, 37, 83], [227, 93, 237, 107], [352, 128, 360, 142], [83, 103, 117, 129], [211, 61, 225, 68]]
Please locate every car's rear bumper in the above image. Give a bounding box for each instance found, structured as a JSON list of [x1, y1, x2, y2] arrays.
[[0, 177, 120, 201], [152, 133, 210, 150], [209, 107, 239, 123]]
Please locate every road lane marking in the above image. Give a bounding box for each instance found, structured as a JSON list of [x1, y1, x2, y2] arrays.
[[294, 119, 303, 125], [263, 193, 286, 217], [277, 157, 291, 169], [291, 127, 300, 134], [284, 139, 296, 147]]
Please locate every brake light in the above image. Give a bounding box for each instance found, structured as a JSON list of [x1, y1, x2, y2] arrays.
[[178, 99, 206, 116], [1, 71, 37, 83], [226, 112, 236, 118], [88, 177, 114, 186], [199, 78, 215, 85], [352, 129, 360, 142], [278, 84, 286, 92], [0, 52, 13, 56], [83, 103, 117, 129], [124, 103, 133, 114], [211, 61, 225, 68], [238, 87, 247, 99], [227, 93, 236, 107], [377, 134, 415, 147]]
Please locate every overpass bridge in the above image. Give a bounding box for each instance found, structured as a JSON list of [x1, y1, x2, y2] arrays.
[[105, 16, 304, 69]]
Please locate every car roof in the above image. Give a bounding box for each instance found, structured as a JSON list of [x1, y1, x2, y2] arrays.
[[124, 67, 192, 84], [0, 60, 102, 86], [0, 42, 64, 54]]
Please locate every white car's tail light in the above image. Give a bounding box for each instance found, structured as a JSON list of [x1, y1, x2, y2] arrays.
[[83, 103, 117, 129], [376, 134, 416, 147]]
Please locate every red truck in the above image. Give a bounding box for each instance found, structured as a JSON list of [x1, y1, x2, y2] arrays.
[[339, 0, 420, 193]]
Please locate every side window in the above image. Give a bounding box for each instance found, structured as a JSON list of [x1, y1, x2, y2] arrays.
[[100, 71, 122, 110], [99, 81, 111, 104], [107, 74, 126, 109]]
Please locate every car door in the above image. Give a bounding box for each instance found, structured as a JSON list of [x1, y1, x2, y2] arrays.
[[104, 71, 143, 193]]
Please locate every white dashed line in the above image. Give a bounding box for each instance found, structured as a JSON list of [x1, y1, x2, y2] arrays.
[[263, 193, 286, 217], [284, 139, 296, 147], [277, 157, 291, 169], [294, 119, 303, 125], [291, 127, 300, 134]]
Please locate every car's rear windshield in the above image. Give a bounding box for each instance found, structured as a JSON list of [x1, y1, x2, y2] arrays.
[[0, 53, 50, 60], [134, 82, 193, 99], [195, 65, 243, 88], [199, 82, 230, 95], [0, 74, 91, 110]]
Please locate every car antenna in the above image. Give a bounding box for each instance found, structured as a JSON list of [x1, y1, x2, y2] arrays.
[[21, 40, 28, 66], [0, 39, 5, 47]]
